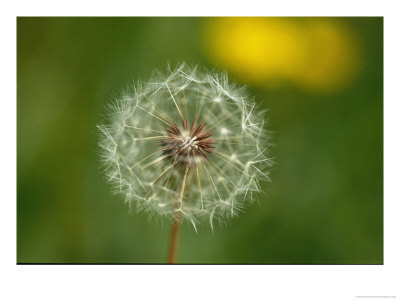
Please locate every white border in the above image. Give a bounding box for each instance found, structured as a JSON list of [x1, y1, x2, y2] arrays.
[[2, 1, 399, 299]]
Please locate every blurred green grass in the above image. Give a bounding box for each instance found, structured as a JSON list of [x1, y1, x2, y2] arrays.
[[17, 17, 383, 264]]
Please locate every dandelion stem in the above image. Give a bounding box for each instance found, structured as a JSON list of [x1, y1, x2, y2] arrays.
[[167, 165, 193, 263], [167, 210, 181, 264]]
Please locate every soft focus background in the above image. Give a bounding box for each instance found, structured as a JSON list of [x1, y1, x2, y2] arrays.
[[17, 17, 383, 264]]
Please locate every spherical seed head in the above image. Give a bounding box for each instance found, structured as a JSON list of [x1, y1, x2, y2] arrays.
[[98, 63, 272, 230]]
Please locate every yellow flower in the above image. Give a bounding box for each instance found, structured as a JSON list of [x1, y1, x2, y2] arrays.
[[204, 18, 362, 93]]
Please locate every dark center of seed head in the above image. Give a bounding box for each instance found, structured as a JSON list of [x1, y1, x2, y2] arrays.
[[159, 119, 214, 168]]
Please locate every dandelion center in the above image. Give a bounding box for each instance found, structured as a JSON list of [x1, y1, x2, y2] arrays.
[[160, 119, 214, 168]]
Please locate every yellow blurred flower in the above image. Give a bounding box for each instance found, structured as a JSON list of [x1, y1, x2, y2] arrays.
[[203, 17, 362, 93]]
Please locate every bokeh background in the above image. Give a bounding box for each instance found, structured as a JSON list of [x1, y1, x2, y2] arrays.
[[17, 17, 383, 264]]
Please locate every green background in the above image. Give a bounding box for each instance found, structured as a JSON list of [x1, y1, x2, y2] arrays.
[[17, 17, 383, 264]]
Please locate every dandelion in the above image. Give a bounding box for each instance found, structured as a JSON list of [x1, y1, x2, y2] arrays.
[[204, 18, 362, 93], [98, 63, 272, 262]]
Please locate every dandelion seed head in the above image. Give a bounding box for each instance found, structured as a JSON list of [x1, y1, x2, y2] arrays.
[[98, 63, 273, 229]]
